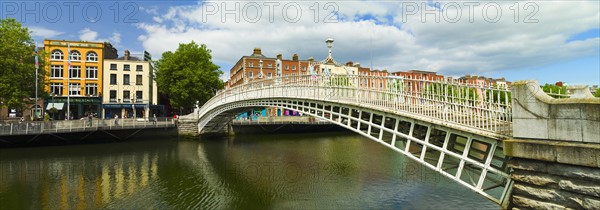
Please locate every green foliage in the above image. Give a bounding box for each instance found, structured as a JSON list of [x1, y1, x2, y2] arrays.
[[0, 18, 47, 110], [154, 41, 223, 108], [541, 83, 567, 98], [328, 75, 351, 87], [423, 83, 479, 103], [594, 88, 600, 97], [486, 88, 512, 105]]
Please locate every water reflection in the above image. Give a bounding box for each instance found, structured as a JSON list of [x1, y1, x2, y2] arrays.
[[0, 133, 496, 209]]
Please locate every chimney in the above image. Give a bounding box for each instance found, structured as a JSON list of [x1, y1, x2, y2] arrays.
[[292, 54, 298, 61], [124, 50, 130, 60], [277, 53, 282, 60], [253, 47, 262, 56]]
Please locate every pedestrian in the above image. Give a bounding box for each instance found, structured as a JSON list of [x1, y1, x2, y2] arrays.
[[114, 114, 119, 125], [152, 114, 157, 125]]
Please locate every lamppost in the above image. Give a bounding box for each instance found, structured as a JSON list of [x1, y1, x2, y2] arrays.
[[51, 93, 56, 120], [326, 37, 334, 58]]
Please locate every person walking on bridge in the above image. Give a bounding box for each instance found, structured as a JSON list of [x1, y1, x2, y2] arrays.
[[114, 114, 119, 126]]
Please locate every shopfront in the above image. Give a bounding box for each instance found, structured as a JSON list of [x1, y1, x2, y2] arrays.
[[48, 97, 101, 120]]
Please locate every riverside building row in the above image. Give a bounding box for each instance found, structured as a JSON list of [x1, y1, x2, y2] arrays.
[[43, 39, 160, 120], [226, 44, 511, 118]]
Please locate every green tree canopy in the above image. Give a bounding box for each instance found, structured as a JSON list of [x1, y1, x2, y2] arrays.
[[0, 18, 46, 110], [154, 41, 223, 108], [541, 83, 567, 98]]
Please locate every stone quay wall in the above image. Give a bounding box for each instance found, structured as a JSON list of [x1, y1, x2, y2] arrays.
[[506, 81, 600, 209], [176, 111, 199, 137], [505, 140, 600, 209]]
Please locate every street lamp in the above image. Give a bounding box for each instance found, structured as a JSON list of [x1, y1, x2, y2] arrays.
[[326, 37, 334, 56]]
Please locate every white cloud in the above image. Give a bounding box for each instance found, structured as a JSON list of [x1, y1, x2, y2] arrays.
[[109, 32, 121, 45], [140, 6, 160, 15], [136, 1, 600, 80], [78, 28, 122, 47], [78, 28, 99, 41], [29, 26, 64, 38]]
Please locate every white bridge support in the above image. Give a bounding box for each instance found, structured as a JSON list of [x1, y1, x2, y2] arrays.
[[195, 74, 514, 205]]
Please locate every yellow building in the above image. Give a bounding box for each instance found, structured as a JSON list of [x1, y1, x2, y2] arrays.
[[44, 39, 117, 120]]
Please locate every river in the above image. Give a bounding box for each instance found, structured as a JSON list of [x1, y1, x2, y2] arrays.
[[0, 132, 496, 209]]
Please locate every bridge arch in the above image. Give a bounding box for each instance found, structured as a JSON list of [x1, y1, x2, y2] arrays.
[[198, 97, 512, 205], [195, 74, 514, 205]]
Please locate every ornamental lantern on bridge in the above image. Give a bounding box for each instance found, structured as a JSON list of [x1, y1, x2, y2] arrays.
[[326, 37, 334, 55]]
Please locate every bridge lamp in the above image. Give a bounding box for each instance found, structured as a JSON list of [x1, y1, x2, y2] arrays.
[[326, 38, 334, 54]]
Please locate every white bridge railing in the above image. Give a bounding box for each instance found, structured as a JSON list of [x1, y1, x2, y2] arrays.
[[200, 74, 512, 136]]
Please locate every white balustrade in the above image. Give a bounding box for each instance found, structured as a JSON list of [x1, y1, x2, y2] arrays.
[[198, 74, 513, 136]]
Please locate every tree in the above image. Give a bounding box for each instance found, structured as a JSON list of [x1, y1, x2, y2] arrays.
[[154, 41, 223, 109], [595, 88, 600, 97], [0, 18, 47, 111], [541, 83, 567, 98]]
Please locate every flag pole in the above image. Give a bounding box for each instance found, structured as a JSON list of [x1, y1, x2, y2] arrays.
[[67, 42, 70, 120], [34, 42, 39, 120]]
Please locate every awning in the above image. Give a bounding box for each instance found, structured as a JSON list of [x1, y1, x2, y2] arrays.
[[46, 103, 65, 110]]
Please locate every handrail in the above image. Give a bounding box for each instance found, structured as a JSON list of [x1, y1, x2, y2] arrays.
[[0, 117, 176, 136], [198, 74, 513, 136]]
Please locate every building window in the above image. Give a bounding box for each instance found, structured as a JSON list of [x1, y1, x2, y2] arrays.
[[292, 66, 296, 70], [110, 74, 117, 84], [123, 74, 130, 85], [109, 90, 117, 102], [285, 65, 289, 70], [136, 65, 143, 71], [68, 83, 80, 96], [50, 65, 63, 78], [135, 91, 143, 103], [85, 83, 98, 96], [268, 72, 272, 78], [50, 50, 63, 60], [110, 64, 117, 70], [268, 63, 272, 68], [248, 71, 253, 78], [123, 91, 130, 102], [50, 83, 63, 95], [136, 75, 142, 85], [302, 66, 306, 71], [86, 51, 98, 61], [69, 66, 81, 78], [86, 66, 98, 79], [124, 64, 130, 71], [69, 50, 81, 61], [248, 62, 253, 67]]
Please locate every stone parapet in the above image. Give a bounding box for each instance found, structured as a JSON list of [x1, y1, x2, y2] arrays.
[[511, 80, 600, 143], [176, 110, 200, 137], [505, 139, 600, 209]]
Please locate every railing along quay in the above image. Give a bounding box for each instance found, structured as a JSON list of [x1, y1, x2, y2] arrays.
[[0, 118, 176, 136]]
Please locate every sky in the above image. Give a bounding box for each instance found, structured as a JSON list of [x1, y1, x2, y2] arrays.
[[4, 0, 599, 85]]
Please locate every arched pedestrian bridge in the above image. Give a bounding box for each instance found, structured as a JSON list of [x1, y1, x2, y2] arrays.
[[185, 74, 600, 208], [192, 74, 513, 205]]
